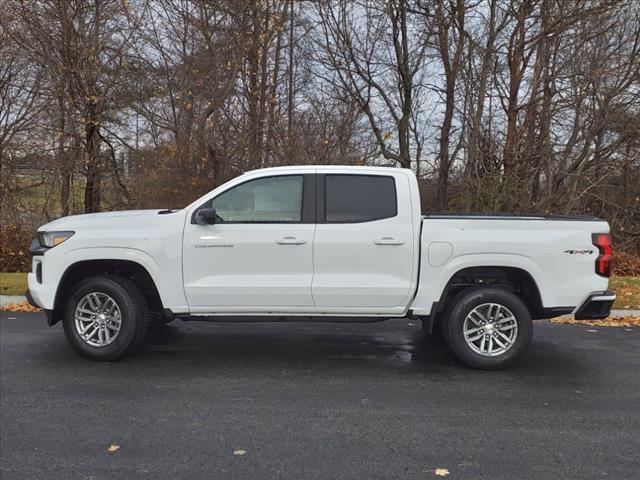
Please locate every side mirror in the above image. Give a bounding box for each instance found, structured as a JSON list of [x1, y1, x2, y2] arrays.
[[194, 207, 218, 225]]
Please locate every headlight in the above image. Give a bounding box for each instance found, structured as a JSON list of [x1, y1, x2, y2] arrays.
[[38, 231, 75, 248]]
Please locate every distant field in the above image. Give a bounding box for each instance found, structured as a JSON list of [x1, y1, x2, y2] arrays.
[[1, 272, 639, 310], [12, 171, 86, 216]]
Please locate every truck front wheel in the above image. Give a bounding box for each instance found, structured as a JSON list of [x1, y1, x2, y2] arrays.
[[443, 288, 533, 370], [62, 275, 149, 361]]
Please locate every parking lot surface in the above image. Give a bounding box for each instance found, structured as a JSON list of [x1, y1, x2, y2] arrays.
[[1, 313, 639, 479]]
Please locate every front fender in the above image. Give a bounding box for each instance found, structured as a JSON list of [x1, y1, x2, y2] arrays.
[[30, 246, 188, 313]]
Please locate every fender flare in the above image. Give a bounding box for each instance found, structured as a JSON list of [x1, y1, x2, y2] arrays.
[[49, 247, 185, 324], [411, 253, 548, 315]]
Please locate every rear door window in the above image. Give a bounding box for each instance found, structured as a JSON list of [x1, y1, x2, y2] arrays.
[[325, 175, 397, 223]]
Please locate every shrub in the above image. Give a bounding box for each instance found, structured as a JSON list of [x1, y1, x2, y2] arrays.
[[613, 251, 640, 277], [0, 224, 32, 272]]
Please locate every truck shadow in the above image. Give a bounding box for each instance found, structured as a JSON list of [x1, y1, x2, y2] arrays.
[[137, 319, 589, 383]]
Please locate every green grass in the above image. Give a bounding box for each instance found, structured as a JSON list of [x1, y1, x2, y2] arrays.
[[610, 276, 640, 310], [0, 272, 28, 296], [1, 271, 639, 309]]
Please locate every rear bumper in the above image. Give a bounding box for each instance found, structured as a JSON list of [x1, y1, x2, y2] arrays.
[[574, 290, 616, 320]]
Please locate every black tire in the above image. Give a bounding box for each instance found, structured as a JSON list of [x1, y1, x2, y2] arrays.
[[62, 275, 149, 361], [442, 287, 532, 370]]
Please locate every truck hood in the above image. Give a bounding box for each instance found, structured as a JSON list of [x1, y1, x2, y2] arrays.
[[38, 210, 179, 231]]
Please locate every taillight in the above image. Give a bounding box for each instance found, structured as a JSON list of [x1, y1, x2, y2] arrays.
[[592, 233, 613, 277]]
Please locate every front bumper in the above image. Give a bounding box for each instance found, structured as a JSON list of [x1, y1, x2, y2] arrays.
[[25, 288, 38, 308], [27, 271, 51, 309], [574, 290, 616, 320], [26, 288, 56, 325]]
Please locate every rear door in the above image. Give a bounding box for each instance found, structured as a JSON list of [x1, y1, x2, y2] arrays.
[[311, 171, 416, 311]]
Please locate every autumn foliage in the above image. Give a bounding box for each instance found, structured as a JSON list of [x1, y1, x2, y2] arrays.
[[0, 0, 638, 259], [613, 252, 640, 277], [0, 224, 32, 273], [0, 300, 41, 313], [551, 316, 640, 328]]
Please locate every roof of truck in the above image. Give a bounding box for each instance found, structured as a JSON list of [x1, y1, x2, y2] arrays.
[[244, 165, 403, 175]]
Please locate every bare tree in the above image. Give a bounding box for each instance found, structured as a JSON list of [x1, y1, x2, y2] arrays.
[[433, 0, 466, 208], [1, 0, 639, 255], [314, 0, 432, 169]]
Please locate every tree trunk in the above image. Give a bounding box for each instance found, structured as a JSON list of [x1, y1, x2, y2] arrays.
[[265, 4, 285, 167], [57, 92, 71, 216], [434, 0, 465, 209], [396, 0, 412, 170], [436, 77, 456, 208], [502, 1, 530, 177], [466, 0, 498, 179], [287, 0, 295, 163], [84, 107, 101, 213]]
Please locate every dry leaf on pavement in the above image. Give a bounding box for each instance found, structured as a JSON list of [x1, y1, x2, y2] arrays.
[[0, 301, 41, 313], [551, 316, 640, 328], [107, 444, 120, 454]]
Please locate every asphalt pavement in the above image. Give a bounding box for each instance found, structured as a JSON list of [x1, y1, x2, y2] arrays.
[[1, 312, 639, 479]]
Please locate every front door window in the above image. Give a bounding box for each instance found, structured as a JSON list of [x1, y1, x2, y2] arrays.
[[211, 175, 303, 223]]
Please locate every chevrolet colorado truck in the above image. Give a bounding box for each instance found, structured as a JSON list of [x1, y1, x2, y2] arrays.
[[27, 166, 615, 369]]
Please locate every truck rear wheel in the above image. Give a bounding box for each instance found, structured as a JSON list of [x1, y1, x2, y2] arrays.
[[62, 275, 149, 361], [442, 287, 532, 369]]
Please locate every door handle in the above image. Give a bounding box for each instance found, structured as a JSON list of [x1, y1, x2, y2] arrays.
[[276, 236, 307, 245], [374, 237, 405, 246]]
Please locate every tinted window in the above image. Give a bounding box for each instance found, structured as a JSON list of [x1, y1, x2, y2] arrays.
[[325, 175, 397, 222], [211, 175, 303, 223]]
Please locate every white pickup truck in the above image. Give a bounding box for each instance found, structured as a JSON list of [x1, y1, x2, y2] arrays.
[[27, 166, 615, 369]]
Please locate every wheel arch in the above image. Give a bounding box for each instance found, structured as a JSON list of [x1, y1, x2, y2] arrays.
[[50, 259, 164, 326], [432, 266, 545, 320]]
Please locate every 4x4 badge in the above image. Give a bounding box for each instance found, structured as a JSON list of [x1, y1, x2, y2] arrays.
[[564, 249, 594, 255]]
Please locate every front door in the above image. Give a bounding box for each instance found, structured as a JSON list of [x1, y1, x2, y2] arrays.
[[183, 174, 316, 312]]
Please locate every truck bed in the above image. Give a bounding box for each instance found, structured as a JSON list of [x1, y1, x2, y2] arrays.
[[423, 213, 602, 221], [411, 214, 610, 316]]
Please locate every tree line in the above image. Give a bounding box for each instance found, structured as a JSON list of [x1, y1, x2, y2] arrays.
[[1, 0, 638, 251]]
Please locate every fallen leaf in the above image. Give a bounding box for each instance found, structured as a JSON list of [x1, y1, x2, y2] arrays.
[[107, 444, 120, 454], [435, 468, 450, 476], [233, 449, 246, 456], [0, 301, 41, 312], [550, 316, 640, 328]]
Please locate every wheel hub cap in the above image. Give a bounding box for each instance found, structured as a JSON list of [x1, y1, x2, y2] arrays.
[[463, 303, 518, 357], [74, 292, 122, 347]]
